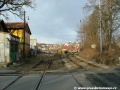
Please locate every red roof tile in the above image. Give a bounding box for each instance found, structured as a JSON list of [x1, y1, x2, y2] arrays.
[[61, 45, 73, 51]]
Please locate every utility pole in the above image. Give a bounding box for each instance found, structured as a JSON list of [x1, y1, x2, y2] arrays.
[[99, 0, 102, 52], [23, 11, 26, 60], [80, 20, 84, 48]]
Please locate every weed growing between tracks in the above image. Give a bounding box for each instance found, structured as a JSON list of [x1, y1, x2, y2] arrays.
[[48, 53, 65, 70], [9, 53, 66, 71], [9, 54, 43, 71]]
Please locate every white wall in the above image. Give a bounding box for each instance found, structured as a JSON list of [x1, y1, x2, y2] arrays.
[[0, 32, 10, 63]]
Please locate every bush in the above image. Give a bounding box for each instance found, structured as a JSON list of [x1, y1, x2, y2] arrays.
[[92, 50, 120, 66]]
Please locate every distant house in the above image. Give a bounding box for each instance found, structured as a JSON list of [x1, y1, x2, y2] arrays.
[[56, 45, 73, 54], [30, 37, 37, 46], [5, 22, 31, 58], [61, 45, 73, 52], [30, 37, 38, 56], [0, 20, 20, 65]]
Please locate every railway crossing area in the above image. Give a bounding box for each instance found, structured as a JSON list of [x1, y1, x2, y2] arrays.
[[0, 54, 120, 90]]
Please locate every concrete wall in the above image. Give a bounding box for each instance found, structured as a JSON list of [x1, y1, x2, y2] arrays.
[[0, 32, 10, 64]]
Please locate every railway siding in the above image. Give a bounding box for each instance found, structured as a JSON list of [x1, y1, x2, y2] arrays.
[[74, 55, 109, 70], [67, 55, 98, 71]]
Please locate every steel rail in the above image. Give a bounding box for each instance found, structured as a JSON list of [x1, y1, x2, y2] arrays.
[[73, 55, 101, 68], [2, 55, 44, 90], [68, 69, 83, 87], [33, 71, 46, 90], [3, 73, 24, 90], [67, 56, 84, 69], [0, 74, 21, 76], [65, 56, 84, 86], [66, 55, 88, 71], [67, 54, 101, 71], [31, 55, 44, 69], [33, 59, 52, 90]]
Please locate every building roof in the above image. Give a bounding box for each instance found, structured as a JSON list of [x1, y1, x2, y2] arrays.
[[61, 45, 73, 51], [5, 22, 32, 35], [0, 20, 8, 32]]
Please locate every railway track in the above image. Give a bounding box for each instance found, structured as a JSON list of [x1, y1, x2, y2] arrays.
[[66, 54, 120, 88], [64, 56, 95, 87], [66, 54, 101, 71], [33, 59, 51, 90], [64, 55, 85, 87], [2, 54, 120, 89], [73, 55, 99, 68], [2, 55, 52, 90]]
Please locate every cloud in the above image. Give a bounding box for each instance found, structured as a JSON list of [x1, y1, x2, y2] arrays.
[[5, 0, 88, 44]]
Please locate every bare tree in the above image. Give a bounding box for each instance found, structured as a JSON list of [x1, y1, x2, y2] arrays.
[[0, 0, 36, 19], [82, 0, 120, 51], [100, 0, 120, 50]]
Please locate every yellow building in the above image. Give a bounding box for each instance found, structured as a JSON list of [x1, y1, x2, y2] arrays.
[[5, 22, 32, 58]]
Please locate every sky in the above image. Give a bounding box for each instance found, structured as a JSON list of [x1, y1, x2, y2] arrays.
[[4, 0, 88, 44]]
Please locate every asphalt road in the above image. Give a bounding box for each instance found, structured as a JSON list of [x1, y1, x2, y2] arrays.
[[0, 70, 120, 90], [39, 74, 79, 90], [0, 76, 18, 90], [5, 74, 41, 90]]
